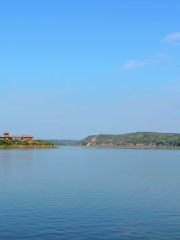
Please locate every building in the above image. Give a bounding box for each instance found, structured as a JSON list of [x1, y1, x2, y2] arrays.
[[0, 131, 34, 141]]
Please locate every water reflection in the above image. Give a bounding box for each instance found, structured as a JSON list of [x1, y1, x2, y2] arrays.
[[0, 149, 34, 174]]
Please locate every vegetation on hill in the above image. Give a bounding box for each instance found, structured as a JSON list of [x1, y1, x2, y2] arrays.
[[79, 132, 180, 148], [0, 139, 54, 148]]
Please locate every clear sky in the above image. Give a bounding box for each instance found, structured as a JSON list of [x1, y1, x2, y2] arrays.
[[0, 0, 180, 139]]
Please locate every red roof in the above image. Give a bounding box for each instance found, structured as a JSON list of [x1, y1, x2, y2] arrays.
[[0, 134, 33, 138]]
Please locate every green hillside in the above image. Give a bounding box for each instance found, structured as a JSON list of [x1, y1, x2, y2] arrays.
[[0, 139, 54, 148], [80, 132, 180, 148]]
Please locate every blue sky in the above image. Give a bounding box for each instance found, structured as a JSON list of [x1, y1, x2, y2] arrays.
[[0, 0, 180, 139]]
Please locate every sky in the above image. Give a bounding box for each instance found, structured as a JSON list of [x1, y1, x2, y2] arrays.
[[0, 0, 180, 139]]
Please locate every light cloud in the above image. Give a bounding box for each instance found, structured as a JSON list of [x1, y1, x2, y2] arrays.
[[154, 52, 170, 61], [121, 60, 148, 70], [162, 32, 180, 44], [121, 52, 169, 71]]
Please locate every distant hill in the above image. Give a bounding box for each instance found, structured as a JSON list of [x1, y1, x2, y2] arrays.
[[48, 140, 79, 146], [79, 132, 180, 148]]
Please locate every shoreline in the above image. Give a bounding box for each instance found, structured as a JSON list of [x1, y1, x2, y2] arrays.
[[0, 145, 57, 149], [51, 145, 180, 150], [83, 145, 180, 150], [1, 145, 180, 150]]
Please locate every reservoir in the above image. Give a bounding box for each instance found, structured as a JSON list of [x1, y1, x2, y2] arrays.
[[0, 147, 180, 240]]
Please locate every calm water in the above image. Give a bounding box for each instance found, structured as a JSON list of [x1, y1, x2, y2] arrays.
[[0, 147, 180, 240]]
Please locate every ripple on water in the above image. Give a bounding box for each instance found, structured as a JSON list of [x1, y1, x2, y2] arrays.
[[0, 148, 180, 240]]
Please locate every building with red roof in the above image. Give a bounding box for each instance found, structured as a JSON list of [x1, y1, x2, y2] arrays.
[[0, 131, 33, 141]]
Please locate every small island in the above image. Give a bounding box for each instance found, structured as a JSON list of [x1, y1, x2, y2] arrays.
[[0, 131, 54, 149]]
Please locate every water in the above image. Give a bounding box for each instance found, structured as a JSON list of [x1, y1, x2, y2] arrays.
[[0, 147, 180, 240]]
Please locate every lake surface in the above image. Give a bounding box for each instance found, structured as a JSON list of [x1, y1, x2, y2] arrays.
[[0, 147, 180, 240]]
